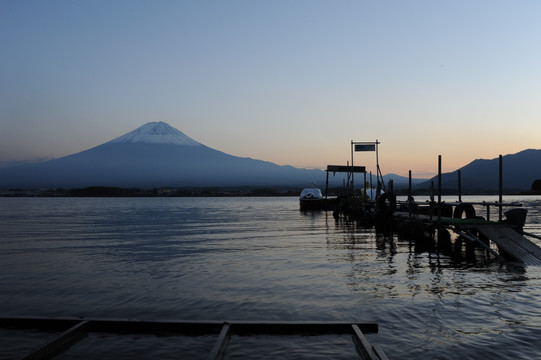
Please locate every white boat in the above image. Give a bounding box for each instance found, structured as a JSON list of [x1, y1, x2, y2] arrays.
[[299, 187, 324, 210]]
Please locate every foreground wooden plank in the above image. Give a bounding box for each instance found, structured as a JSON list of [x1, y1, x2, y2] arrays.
[[1, 317, 383, 360], [352, 324, 379, 360], [373, 344, 390, 360], [206, 323, 231, 360], [22, 320, 89, 360], [0, 317, 379, 335], [227, 321, 378, 335]]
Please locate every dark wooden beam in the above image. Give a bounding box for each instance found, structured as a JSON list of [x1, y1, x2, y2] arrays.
[[1, 317, 379, 335], [207, 323, 231, 360], [22, 320, 89, 360], [1, 317, 384, 360], [352, 324, 378, 360]]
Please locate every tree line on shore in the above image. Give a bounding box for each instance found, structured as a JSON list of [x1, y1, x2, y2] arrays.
[[3, 178, 541, 197]]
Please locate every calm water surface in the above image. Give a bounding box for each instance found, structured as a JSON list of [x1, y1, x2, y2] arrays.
[[1, 196, 541, 359]]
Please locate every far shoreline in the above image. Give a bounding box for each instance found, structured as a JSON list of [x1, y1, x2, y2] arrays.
[[2, 185, 540, 198]]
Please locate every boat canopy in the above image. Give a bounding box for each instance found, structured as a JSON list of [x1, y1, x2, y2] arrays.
[[300, 188, 323, 200]]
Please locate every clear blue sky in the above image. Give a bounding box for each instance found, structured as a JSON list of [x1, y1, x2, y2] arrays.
[[1, 0, 540, 177]]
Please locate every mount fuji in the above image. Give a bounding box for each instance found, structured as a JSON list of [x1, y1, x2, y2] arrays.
[[0, 122, 325, 189]]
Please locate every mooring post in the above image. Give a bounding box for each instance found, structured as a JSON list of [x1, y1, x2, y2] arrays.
[[429, 181, 434, 221], [458, 170, 462, 203], [325, 170, 329, 200], [363, 172, 367, 207], [408, 170, 412, 198], [350, 141, 354, 193], [408, 170, 413, 218], [499, 154, 503, 222], [438, 155, 442, 222]]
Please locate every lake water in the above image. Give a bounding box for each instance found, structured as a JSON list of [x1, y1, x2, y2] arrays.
[[2, 195, 541, 359]]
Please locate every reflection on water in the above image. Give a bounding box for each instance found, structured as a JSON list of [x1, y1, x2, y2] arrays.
[[1, 196, 541, 359]]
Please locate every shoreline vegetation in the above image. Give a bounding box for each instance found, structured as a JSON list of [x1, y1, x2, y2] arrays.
[[2, 186, 540, 197]]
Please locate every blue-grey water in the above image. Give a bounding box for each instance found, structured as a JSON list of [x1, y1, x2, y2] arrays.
[[2, 195, 541, 359]]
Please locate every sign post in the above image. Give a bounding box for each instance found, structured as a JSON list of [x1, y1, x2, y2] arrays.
[[350, 140, 382, 196]]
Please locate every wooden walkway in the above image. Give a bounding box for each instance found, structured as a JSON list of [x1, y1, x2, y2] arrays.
[[477, 225, 541, 266], [393, 212, 541, 265], [0, 317, 388, 360]]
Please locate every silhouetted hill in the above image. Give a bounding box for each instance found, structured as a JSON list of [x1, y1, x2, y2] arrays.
[[382, 173, 429, 188], [416, 149, 541, 193]]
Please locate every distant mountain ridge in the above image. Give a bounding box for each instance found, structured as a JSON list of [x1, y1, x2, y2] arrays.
[[0, 122, 326, 189], [1, 122, 539, 192], [416, 149, 541, 193]]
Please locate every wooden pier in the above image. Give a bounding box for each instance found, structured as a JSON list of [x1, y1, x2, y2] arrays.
[[477, 224, 541, 266], [0, 317, 388, 360], [387, 153, 541, 266], [394, 209, 541, 266]]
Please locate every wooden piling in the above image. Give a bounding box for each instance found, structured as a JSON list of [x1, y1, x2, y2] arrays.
[[499, 154, 503, 222]]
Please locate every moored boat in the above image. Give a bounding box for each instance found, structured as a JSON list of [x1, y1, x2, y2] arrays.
[[299, 187, 324, 210]]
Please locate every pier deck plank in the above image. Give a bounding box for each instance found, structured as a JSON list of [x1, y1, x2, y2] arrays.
[[393, 212, 495, 226], [477, 225, 541, 266], [394, 212, 541, 265]]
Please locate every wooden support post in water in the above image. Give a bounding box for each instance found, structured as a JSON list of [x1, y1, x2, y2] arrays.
[[361, 171, 366, 207], [499, 154, 503, 222], [408, 170, 412, 200], [408, 170, 413, 218], [458, 170, 462, 203], [429, 181, 434, 222], [351, 141, 355, 192], [325, 170, 329, 199], [438, 155, 442, 222], [456, 230, 506, 263]]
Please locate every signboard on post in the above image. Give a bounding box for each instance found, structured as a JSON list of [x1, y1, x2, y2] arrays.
[[354, 144, 376, 152], [350, 140, 382, 194]]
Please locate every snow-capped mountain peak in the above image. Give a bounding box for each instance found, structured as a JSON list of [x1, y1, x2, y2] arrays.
[[108, 122, 201, 146]]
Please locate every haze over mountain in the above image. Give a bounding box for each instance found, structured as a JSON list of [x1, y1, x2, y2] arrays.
[[0, 122, 326, 189]]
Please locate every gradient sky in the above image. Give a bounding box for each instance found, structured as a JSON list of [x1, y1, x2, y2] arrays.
[[1, 1, 540, 177]]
